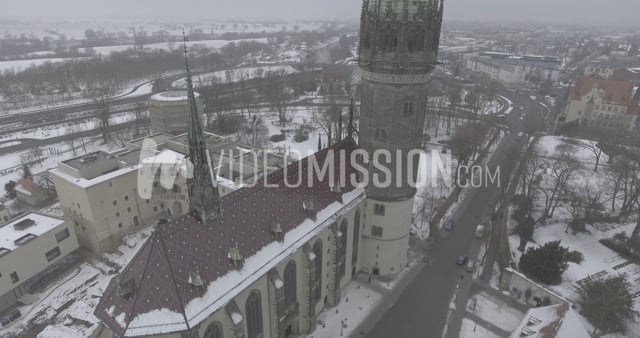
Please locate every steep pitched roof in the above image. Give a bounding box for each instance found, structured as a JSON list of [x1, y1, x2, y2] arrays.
[[95, 138, 361, 337], [570, 77, 635, 107]]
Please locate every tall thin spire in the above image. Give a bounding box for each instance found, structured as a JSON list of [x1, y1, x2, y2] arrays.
[[348, 98, 354, 138], [183, 31, 222, 223]]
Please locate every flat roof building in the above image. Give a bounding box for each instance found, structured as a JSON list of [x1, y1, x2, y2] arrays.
[[0, 212, 78, 313]]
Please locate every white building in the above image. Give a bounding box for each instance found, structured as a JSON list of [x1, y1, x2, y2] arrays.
[[0, 212, 78, 313], [464, 52, 562, 85], [150, 91, 205, 135]]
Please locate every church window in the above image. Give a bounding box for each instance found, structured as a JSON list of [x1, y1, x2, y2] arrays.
[[352, 209, 361, 267], [374, 128, 387, 142], [203, 322, 223, 338], [374, 204, 385, 216], [284, 261, 297, 307], [379, 27, 398, 52], [371, 226, 383, 238], [338, 219, 348, 280], [407, 30, 425, 52], [245, 290, 263, 338], [404, 101, 414, 114], [312, 240, 323, 303]]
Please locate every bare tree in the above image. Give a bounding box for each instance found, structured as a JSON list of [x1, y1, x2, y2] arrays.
[[575, 139, 604, 172], [93, 84, 114, 144], [265, 70, 293, 127]]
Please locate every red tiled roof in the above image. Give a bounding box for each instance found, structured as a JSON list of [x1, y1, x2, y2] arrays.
[[570, 76, 635, 107], [95, 138, 359, 337]]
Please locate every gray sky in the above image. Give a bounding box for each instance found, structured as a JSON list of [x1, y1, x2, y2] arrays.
[[2, 0, 639, 26]]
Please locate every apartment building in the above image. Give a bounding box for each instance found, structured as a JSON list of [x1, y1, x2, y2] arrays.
[[0, 212, 78, 313]]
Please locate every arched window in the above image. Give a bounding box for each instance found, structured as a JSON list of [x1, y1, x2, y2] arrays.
[[404, 101, 414, 115], [352, 209, 361, 267], [312, 240, 323, 303], [407, 29, 425, 52], [203, 322, 223, 338], [245, 290, 263, 338], [284, 261, 297, 306], [379, 27, 398, 52], [338, 220, 348, 280]]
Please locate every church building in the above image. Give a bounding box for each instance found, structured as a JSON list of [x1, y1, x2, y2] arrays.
[[95, 1, 444, 337]]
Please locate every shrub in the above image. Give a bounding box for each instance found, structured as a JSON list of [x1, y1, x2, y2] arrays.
[[270, 134, 286, 143]]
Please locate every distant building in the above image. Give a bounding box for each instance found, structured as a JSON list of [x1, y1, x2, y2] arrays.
[[0, 212, 78, 313], [562, 76, 640, 130], [15, 171, 57, 207], [463, 52, 562, 85], [584, 55, 640, 79], [51, 132, 284, 254], [149, 91, 204, 135]]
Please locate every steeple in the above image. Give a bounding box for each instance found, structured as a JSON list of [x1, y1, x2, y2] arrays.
[[183, 33, 222, 223]]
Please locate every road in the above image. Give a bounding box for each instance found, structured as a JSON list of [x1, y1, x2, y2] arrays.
[[363, 89, 546, 338]]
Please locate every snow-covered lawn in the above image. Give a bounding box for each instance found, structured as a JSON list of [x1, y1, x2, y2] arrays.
[[508, 221, 640, 312], [82, 38, 269, 56], [172, 65, 298, 89], [0, 57, 88, 74], [0, 227, 155, 338], [459, 318, 501, 338], [306, 281, 381, 338], [466, 291, 525, 333]]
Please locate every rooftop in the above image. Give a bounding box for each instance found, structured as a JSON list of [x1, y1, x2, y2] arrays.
[[95, 138, 361, 337], [0, 212, 66, 252], [570, 76, 640, 111], [510, 303, 590, 338]]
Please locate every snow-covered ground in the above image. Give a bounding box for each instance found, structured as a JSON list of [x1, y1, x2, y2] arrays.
[[459, 318, 501, 338], [0, 57, 88, 74], [0, 227, 155, 338], [172, 65, 298, 89], [306, 281, 381, 338], [508, 221, 640, 313], [466, 291, 525, 333]]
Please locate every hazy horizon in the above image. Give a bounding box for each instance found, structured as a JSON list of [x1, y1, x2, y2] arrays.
[[1, 0, 639, 28]]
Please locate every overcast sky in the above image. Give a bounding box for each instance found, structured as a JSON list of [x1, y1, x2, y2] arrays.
[[2, 0, 639, 26]]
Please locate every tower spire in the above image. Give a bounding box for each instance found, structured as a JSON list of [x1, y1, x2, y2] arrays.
[[183, 31, 222, 223]]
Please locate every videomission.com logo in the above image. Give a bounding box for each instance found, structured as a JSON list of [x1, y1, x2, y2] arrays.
[[136, 138, 501, 199]]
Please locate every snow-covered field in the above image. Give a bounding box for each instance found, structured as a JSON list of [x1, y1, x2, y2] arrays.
[[172, 65, 298, 89], [0, 57, 88, 74]]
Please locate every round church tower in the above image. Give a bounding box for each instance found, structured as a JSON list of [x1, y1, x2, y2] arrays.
[[358, 0, 444, 278]]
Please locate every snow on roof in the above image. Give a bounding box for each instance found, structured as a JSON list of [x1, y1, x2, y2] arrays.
[[150, 91, 200, 102], [0, 212, 65, 251], [95, 139, 363, 337], [51, 165, 139, 189], [510, 303, 590, 338]]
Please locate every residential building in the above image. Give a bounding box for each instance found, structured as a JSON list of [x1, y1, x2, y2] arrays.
[[584, 55, 640, 79], [0, 212, 78, 313], [94, 1, 445, 337], [561, 76, 640, 130], [15, 171, 57, 207]]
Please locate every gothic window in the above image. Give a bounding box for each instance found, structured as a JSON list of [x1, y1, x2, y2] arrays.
[[379, 27, 398, 53], [312, 240, 323, 303], [245, 290, 263, 338], [407, 29, 425, 52], [203, 322, 223, 338], [374, 128, 387, 142], [404, 101, 414, 115], [352, 209, 361, 267], [338, 219, 348, 280], [284, 261, 297, 307]]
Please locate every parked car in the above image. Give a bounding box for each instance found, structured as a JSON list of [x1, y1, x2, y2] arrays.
[[465, 260, 475, 272], [443, 219, 455, 231], [475, 224, 485, 239], [456, 256, 468, 266], [1, 310, 21, 327]]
